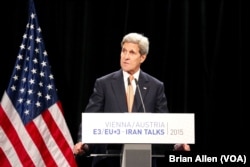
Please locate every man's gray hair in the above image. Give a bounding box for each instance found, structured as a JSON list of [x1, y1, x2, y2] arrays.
[[121, 32, 149, 55]]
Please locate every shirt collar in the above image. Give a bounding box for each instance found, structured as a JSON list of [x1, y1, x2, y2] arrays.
[[123, 69, 140, 82]]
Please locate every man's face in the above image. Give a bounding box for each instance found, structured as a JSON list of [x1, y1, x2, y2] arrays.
[[120, 42, 146, 74]]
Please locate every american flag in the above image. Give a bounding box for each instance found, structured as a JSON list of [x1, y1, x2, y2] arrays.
[[0, 0, 77, 166]]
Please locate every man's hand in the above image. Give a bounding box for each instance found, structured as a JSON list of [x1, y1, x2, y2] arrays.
[[173, 144, 191, 151], [73, 142, 89, 155]]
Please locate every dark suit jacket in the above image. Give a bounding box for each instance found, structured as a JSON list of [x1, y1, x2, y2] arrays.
[[79, 69, 170, 167], [85, 69, 169, 114]]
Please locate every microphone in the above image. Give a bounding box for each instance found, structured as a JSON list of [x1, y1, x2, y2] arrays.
[[127, 77, 131, 85], [134, 78, 146, 113]]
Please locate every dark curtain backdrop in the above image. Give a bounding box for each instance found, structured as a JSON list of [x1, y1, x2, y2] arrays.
[[1, 0, 246, 155]]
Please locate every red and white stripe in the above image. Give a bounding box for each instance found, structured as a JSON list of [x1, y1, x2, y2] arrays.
[[0, 92, 77, 167]]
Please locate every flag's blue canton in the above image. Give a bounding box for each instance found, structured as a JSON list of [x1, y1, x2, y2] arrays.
[[6, 4, 58, 125]]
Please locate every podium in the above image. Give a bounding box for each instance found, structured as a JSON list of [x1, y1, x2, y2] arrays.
[[121, 144, 151, 167], [82, 113, 195, 167]]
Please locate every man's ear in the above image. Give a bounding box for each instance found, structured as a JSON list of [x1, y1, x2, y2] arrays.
[[140, 54, 147, 63]]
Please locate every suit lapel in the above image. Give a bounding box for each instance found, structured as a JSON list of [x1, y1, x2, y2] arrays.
[[134, 71, 149, 112], [111, 70, 128, 113], [111, 70, 149, 113]]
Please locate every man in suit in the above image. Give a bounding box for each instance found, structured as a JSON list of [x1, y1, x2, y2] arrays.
[[73, 32, 190, 167]]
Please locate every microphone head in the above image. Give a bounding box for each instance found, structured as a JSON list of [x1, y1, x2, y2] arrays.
[[134, 78, 138, 85], [127, 77, 131, 85]]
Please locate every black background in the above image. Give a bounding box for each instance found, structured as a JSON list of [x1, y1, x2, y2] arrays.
[[0, 0, 246, 160]]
